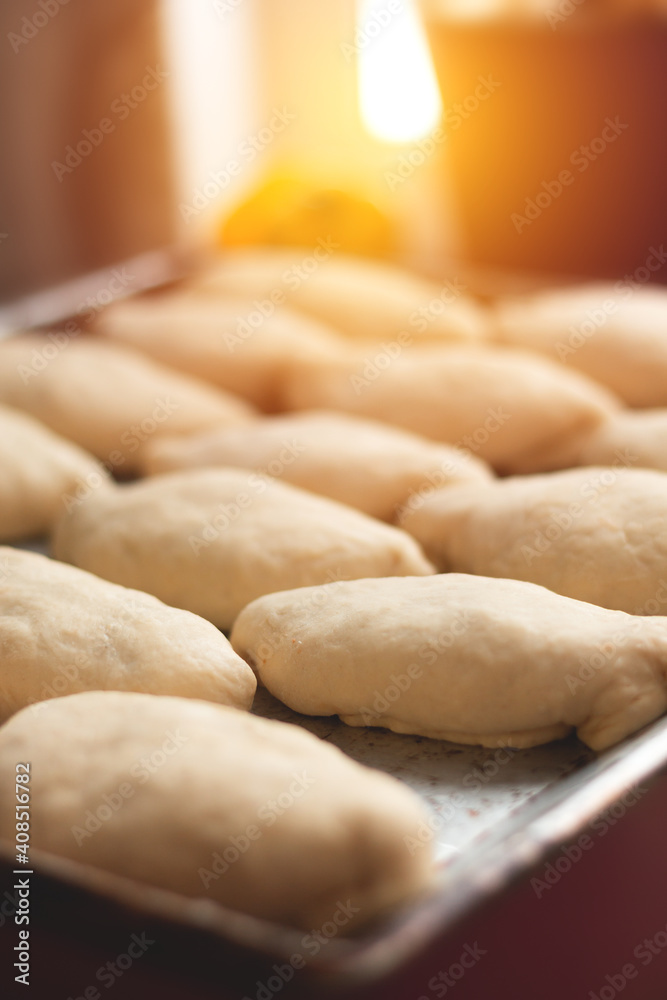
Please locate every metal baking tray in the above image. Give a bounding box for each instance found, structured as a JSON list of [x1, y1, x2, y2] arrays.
[[1, 653, 666, 994], [2, 266, 667, 997]]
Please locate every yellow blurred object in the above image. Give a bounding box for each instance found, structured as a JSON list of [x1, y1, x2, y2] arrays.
[[219, 177, 395, 258]]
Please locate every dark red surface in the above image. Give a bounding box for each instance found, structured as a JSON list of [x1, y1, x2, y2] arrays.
[[427, 18, 667, 284]]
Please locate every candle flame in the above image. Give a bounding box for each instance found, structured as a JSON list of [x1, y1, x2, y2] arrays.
[[358, 0, 442, 144]]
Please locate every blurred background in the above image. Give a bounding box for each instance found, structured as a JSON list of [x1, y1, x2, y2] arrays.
[[1, 0, 667, 311], [2, 7, 667, 997]]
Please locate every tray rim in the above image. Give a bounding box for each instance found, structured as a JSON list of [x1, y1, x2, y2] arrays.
[[3, 253, 667, 986], [2, 714, 667, 987]]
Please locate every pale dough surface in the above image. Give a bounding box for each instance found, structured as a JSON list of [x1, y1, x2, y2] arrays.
[[0, 335, 255, 473], [0, 547, 255, 721], [231, 574, 667, 751], [95, 293, 345, 412], [400, 466, 667, 614], [192, 247, 489, 344], [0, 692, 434, 929], [52, 468, 435, 630], [0, 404, 109, 541], [282, 345, 619, 474], [494, 284, 667, 407], [572, 410, 667, 473], [142, 410, 493, 521]]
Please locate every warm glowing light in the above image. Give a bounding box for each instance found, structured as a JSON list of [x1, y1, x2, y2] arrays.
[[358, 0, 443, 144]]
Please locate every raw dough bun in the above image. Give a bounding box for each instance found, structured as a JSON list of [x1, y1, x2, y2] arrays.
[[400, 466, 667, 615], [95, 293, 346, 412], [0, 692, 435, 929], [571, 410, 667, 472], [141, 410, 493, 521], [231, 574, 667, 751], [0, 404, 110, 541], [282, 345, 619, 474], [0, 547, 255, 721], [494, 284, 667, 407], [52, 468, 435, 630], [0, 334, 255, 473], [191, 247, 489, 344]]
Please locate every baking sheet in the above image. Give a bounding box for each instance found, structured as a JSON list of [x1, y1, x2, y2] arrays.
[[7, 473, 657, 978], [5, 278, 667, 986], [251, 687, 594, 867]]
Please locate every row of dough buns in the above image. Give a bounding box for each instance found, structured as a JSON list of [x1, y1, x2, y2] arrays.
[[4, 257, 667, 935]]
